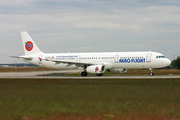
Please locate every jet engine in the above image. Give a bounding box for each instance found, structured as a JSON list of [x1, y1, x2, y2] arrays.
[[107, 69, 127, 73], [86, 65, 105, 74]]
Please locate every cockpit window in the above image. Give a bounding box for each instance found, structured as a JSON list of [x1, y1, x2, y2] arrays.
[[156, 56, 165, 58]]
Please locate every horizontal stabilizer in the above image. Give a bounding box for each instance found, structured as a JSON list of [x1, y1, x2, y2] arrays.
[[10, 56, 33, 61]]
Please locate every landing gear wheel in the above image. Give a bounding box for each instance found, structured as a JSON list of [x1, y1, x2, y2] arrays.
[[81, 71, 87, 76], [96, 74, 103, 76], [150, 72, 154, 76], [149, 68, 154, 76]]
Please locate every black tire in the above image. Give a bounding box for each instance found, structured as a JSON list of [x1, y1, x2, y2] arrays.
[[150, 72, 154, 76], [96, 74, 103, 76], [81, 71, 88, 76]]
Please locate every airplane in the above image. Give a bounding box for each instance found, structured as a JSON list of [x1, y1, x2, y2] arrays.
[[11, 31, 171, 76]]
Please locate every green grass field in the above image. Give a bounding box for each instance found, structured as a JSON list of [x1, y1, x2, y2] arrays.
[[0, 78, 180, 120]]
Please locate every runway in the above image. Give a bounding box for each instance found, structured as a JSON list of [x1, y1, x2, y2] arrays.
[[0, 70, 180, 79]]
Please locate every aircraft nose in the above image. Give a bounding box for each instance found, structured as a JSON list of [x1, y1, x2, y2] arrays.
[[166, 58, 171, 66]]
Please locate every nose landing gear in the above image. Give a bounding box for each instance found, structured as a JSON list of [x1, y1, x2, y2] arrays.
[[149, 68, 154, 76]]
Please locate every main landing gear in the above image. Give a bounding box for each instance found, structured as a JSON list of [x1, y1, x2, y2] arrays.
[[81, 71, 88, 76], [81, 71, 103, 76], [96, 74, 103, 76], [149, 68, 154, 76]]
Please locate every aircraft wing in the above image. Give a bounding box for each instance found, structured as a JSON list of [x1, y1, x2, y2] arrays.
[[45, 59, 97, 67]]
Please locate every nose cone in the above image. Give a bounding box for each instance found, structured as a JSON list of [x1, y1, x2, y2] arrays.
[[165, 58, 171, 66]]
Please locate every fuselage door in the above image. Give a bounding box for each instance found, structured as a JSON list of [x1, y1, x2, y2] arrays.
[[114, 55, 119, 63], [76, 55, 81, 62], [146, 53, 152, 62]]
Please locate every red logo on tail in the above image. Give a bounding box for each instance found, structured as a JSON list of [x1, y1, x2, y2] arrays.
[[25, 41, 33, 51]]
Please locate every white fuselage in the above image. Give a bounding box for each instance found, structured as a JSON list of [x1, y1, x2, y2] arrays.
[[22, 51, 171, 70]]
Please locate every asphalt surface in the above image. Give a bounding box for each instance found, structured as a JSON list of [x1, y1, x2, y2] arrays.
[[0, 70, 180, 79]]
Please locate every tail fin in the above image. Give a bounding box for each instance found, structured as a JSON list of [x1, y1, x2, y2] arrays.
[[21, 31, 43, 55]]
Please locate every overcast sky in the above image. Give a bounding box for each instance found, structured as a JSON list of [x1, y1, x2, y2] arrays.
[[1, 0, 180, 63]]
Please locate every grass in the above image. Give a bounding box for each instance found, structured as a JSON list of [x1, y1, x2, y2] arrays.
[[0, 78, 180, 119]]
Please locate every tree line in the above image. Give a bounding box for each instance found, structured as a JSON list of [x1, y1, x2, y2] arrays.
[[171, 57, 180, 69]]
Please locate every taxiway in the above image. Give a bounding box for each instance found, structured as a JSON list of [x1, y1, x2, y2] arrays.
[[0, 70, 180, 79]]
